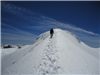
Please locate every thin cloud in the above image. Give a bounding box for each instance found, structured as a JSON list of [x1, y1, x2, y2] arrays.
[[2, 2, 98, 35], [1, 23, 37, 45], [1, 2, 99, 46]]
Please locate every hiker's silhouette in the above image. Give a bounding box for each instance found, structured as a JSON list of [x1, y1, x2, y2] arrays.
[[50, 28, 54, 38]]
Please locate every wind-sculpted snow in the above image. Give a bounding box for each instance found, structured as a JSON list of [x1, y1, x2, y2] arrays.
[[2, 29, 99, 75]]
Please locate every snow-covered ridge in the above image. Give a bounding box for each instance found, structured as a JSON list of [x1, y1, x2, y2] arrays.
[[2, 29, 99, 75]]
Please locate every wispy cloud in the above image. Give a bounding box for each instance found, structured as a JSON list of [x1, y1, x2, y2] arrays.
[[2, 2, 98, 35], [1, 2, 99, 45], [1, 23, 37, 45]]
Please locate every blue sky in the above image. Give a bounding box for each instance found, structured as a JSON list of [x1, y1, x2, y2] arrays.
[[1, 1, 100, 45]]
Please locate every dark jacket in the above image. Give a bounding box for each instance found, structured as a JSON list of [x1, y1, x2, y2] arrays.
[[50, 28, 54, 34]]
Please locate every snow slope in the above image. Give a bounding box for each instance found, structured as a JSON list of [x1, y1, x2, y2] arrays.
[[2, 29, 99, 75]]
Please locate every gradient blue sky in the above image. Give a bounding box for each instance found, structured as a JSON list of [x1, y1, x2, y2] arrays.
[[1, 1, 100, 45], [2, 1, 100, 34]]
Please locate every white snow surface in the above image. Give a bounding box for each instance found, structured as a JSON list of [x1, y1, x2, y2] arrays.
[[2, 29, 100, 75]]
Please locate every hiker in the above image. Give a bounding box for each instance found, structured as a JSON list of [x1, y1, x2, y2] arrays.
[[50, 28, 54, 38]]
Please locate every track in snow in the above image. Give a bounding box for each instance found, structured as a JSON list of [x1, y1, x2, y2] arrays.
[[35, 34, 62, 75]]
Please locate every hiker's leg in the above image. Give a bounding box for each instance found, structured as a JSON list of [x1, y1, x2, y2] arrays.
[[51, 34, 52, 38], [50, 34, 52, 38]]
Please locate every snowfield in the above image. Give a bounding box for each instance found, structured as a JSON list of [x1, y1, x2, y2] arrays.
[[1, 29, 100, 75]]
